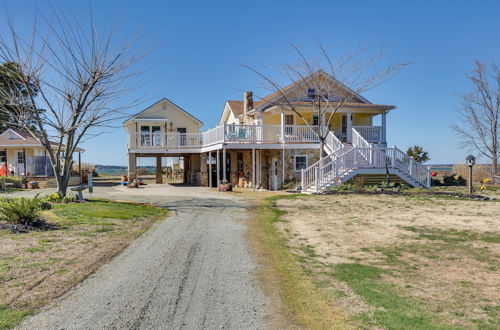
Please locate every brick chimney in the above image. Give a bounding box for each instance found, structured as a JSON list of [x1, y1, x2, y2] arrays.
[[243, 91, 253, 118]]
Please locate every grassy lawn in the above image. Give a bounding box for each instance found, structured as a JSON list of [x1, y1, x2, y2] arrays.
[[251, 189, 499, 329], [0, 199, 167, 329]]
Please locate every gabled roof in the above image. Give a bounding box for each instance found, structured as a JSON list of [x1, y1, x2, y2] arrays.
[[252, 70, 376, 111], [123, 98, 203, 127], [218, 101, 244, 125], [0, 128, 84, 152], [0, 128, 39, 145], [226, 101, 244, 117]]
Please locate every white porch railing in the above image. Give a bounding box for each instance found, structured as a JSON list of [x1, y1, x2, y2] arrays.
[[202, 126, 225, 146], [325, 131, 342, 154], [302, 146, 431, 192], [132, 132, 203, 149], [129, 124, 325, 149], [283, 125, 319, 142], [352, 126, 384, 143], [223, 125, 282, 143]]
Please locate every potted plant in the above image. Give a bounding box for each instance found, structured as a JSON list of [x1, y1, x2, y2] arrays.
[[219, 179, 233, 192]]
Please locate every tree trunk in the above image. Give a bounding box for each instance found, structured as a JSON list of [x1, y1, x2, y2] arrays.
[[319, 138, 326, 167], [493, 152, 498, 176]]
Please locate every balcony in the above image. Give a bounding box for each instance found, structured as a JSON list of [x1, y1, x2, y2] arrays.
[[128, 125, 321, 150], [352, 126, 384, 143]]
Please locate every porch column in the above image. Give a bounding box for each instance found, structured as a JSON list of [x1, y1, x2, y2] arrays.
[[282, 146, 286, 187], [208, 151, 212, 188], [128, 153, 136, 183], [23, 148, 26, 176], [216, 149, 220, 187], [222, 148, 227, 181], [381, 111, 387, 144], [155, 155, 163, 184], [252, 148, 256, 191], [280, 111, 285, 143], [346, 112, 353, 143]]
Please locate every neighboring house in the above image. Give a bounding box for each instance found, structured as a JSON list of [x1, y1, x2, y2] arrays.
[[0, 128, 84, 185], [125, 71, 431, 191]]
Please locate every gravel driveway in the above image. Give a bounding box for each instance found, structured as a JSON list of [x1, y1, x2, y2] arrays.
[[16, 185, 269, 329]]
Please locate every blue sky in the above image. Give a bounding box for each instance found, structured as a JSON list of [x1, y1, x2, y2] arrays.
[[3, 0, 500, 165]]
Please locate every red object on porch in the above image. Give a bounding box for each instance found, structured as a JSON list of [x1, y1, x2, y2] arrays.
[[431, 171, 437, 177], [0, 164, 10, 177]]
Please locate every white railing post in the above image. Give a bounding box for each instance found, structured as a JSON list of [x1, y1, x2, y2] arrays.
[[301, 169, 305, 192], [426, 166, 431, 189], [223, 123, 227, 143], [315, 167, 320, 193], [391, 145, 396, 167]]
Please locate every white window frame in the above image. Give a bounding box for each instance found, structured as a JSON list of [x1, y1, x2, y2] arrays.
[[294, 154, 308, 172]]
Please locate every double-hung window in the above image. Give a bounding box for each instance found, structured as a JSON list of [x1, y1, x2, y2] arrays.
[[294, 155, 308, 171]]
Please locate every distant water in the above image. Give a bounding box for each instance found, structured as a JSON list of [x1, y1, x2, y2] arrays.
[[95, 168, 128, 176], [429, 165, 453, 172]]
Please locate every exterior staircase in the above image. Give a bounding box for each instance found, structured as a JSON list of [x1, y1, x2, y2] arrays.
[[301, 130, 431, 193]]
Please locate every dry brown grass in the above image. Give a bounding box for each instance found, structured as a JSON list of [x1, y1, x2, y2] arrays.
[[275, 192, 499, 328], [246, 193, 353, 330], [452, 163, 492, 183]]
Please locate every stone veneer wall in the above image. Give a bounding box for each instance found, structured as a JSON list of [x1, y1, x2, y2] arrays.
[[284, 149, 320, 184], [198, 148, 319, 189]]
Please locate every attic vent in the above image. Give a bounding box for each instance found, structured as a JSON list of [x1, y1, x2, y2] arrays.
[[162, 104, 167, 110], [307, 88, 316, 100]]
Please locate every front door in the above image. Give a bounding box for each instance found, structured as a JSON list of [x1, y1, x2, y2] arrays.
[[15, 150, 25, 175], [151, 126, 161, 147], [177, 128, 187, 146], [271, 157, 278, 191], [284, 114, 294, 135]]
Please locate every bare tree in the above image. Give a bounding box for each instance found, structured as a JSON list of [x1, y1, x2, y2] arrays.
[[242, 44, 409, 159], [453, 61, 499, 176], [0, 8, 149, 195]]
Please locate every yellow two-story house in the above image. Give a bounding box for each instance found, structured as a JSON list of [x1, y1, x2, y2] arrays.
[[125, 70, 430, 192]]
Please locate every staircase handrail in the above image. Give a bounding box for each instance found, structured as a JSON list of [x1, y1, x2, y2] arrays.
[[325, 131, 342, 154], [314, 147, 359, 192], [390, 147, 430, 188]]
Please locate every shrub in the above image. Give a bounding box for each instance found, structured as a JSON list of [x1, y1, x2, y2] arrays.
[[331, 184, 355, 192], [281, 179, 300, 190], [46, 192, 63, 203], [352, 177, 365, 191], [39, 201, 52, 210], [443, 174, 467, 186], [431, 178, 442, 186], [0, 176, 24, 189], [46, 192, 74, 203], [452, 164, 491, 183], [0, 195, 45, 226]]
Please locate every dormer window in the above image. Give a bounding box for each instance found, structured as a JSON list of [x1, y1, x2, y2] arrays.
[[307, 88, 316, 100]]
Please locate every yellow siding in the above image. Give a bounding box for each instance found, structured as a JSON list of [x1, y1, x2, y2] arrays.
[[261, 110, 375, 133], [127, 99, 201, 134]]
